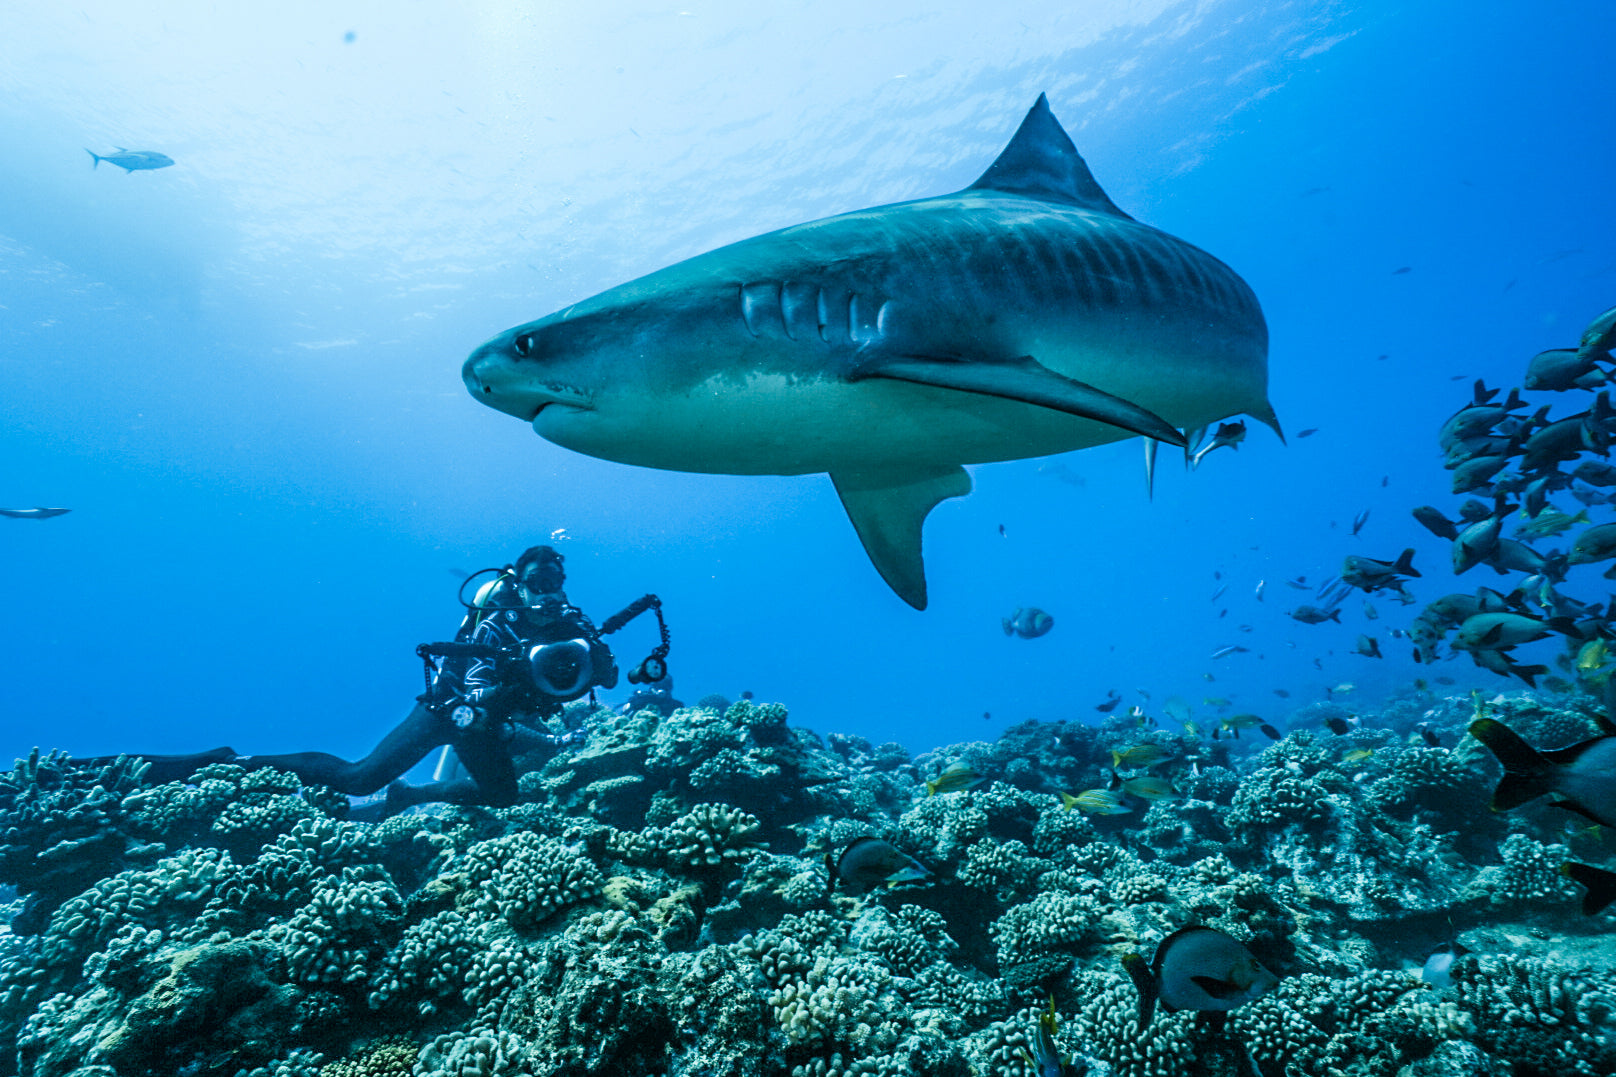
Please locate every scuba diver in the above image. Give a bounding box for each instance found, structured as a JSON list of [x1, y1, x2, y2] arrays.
[[78, 544, 671, 816]]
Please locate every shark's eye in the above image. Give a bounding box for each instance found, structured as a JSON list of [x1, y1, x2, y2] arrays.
[[513, 333, 535, 357]]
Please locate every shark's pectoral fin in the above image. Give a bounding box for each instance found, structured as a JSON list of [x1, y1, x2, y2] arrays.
[[850, 352, 1188, 447], [831, 465, 973, 610]]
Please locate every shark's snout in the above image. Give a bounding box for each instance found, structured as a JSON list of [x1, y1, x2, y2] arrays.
[[463, 343, 542, 420], [464, 337, 597, 425]]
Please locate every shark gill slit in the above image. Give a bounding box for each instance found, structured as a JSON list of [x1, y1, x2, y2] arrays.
[[740, 282, 782, 338]]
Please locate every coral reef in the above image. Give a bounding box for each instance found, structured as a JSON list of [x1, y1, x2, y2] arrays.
[[1, 692, 1613, 1076]]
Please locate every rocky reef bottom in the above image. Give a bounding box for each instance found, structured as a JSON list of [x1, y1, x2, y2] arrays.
[[2, 688, 1615, 1077]]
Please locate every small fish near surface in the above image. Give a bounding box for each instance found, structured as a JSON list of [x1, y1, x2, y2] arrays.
[[0, 507, 71, 520], [1003, 607, 1055, 639], [1468, 716, 1616, 827], [462, 95, 1278, 609], [85, 147, 174, 172], [1121, 925, 1280, 1027], [826, 836, 935, 895]]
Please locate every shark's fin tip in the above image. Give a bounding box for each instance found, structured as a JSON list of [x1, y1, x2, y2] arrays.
[[832, 466, 971, 610], [966, 95, 1132, 218]]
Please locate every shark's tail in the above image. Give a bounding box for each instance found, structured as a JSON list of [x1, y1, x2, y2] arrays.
[[85, 148, 101, 169]]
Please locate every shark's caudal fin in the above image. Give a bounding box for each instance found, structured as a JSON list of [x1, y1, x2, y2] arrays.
[[968, 93, 1133, 219], [831, 466, 973, 610]]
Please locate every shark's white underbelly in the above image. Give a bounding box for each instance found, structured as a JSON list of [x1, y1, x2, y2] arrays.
[[541, 340, 1256, 476]]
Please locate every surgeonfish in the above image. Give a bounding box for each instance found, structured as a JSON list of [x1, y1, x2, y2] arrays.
[[1120, 926, 1280, 1027], [1003, 607, 1055, 639], [924, 761, 984, 796], [1468, 716, 1616, 828], [826, 836, 934, 895]]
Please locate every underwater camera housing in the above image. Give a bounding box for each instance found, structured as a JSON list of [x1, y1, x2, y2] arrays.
[[527, 638, 594, 700], [626, 654, 668, 685]]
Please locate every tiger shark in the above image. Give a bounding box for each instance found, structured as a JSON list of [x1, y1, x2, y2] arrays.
[[464, 95, 1277, 608]]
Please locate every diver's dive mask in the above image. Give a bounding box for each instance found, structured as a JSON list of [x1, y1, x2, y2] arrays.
[[527, 639, 594, 700]]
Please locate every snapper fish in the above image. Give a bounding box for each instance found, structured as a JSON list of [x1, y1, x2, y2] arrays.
[[1121, 925, 1280, 1027], [1003, 607, 1055, 639], [1111, 744, 1172, 769], [924, 761, 985, 796], [1060, 789, 1131, 815]]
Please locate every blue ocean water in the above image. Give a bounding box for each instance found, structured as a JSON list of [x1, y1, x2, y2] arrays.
[[1, 0, 1612, 773]]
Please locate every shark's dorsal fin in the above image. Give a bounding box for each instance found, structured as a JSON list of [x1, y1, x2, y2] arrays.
[[831, 466, 973, 610], [967, 94, 1132, 219]]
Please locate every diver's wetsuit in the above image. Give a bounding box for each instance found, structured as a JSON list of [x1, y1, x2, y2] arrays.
[[84, 588, 616, 811]]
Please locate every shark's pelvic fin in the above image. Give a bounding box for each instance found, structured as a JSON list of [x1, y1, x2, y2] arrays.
[[852, 352, 1188, 447], [1249, 401, 1287, 445], [831, 465, 973, 610], [967, 93, 1133, 219], [1144, 438, 1159, 500]]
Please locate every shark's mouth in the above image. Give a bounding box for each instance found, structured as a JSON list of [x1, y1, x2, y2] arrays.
[[531, 396, 593, 433]]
